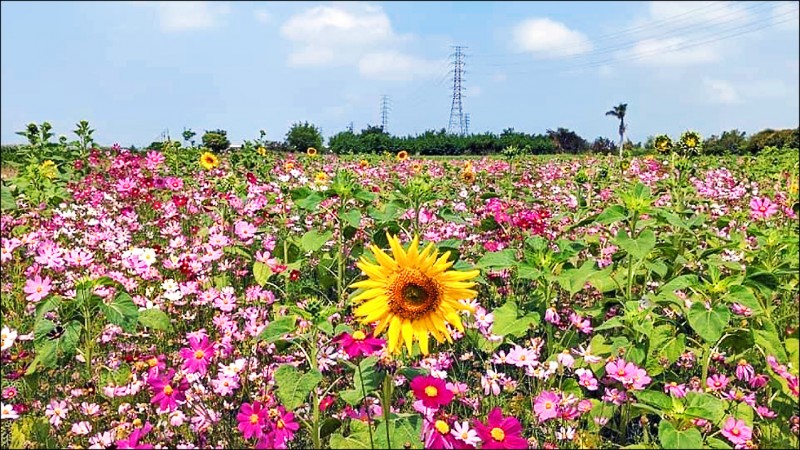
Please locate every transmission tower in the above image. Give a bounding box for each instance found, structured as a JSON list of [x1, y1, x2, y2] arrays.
[[380, 95, 391, 133], [464, 113, 470, 135], [347, 122, 354, 133], [448, 45, 467, 135]]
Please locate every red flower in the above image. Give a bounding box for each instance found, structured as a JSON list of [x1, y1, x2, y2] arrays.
[[333, 330, 385, 358], [289, 270, 301, 281], [247, 172, 258, 184], [319, 395, 335, 412], [410, 375, 453, 409], [473, 408, 527, 449]]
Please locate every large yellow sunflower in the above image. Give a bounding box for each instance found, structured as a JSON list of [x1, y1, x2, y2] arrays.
[[200, 152, 219, 170], [350, 234, 480, 355]]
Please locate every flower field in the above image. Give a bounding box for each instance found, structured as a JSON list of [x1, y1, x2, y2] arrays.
[[0, 141, 798, 449]]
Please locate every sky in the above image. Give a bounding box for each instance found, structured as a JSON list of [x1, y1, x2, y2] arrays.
[[1, 1, 798, 148]]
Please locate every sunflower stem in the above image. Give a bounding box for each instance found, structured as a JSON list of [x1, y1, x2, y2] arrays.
[[381, 372, 394, 449]]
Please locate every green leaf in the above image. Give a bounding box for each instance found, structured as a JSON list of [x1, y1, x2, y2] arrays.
[[753, 328, 788, 363], [517, 263, 542, 280], [659, 275, 699, 294], [724, 285, 763, 316], [100, 292, 139, 333], [137, 308, 173, 331], [596, 204, 628, 224], [295, 191, 323, 210], [329, 432, 372, 450], [28, 320, 82, 373], [615, 229, 656, 261], [257, 316, 297, 343], [686, 302, 730, 344], [273, 365, 323, 411], [476, 249, 517, 269], [684, 392, 725, 424], [253, 261, 272, 286], [341, 357, 381, 405], [658, 420, 703, 449], [374, 416, 423, 449], [341, 209, 362, 228], [300, 230, 333, 253], [557, 259, 597, 296], [594, 316, 624, 332], [319, 418, 342, 439], [634, 390, 672, 411], [491, 300, 538, 338], [1, 183, 17, 211], [706, 437, 733, 449]]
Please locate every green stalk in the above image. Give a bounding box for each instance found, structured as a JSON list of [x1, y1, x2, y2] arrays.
[[357, 364, 375, 449], [382, 373, 394, 449]]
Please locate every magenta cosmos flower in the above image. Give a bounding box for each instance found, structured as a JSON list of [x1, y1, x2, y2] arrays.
[[411, 375, 454, 409], [115, 422, 154, 449], [147, 369, 188, 412], [23, 275, 52, 303], [179, 335, 215, 375], [237, 401, 268, 440], [333, 330, 385, 358], [749, 196, 779, 220], [273, 406, 301, 445], [473, 407, 528, 449], [721, 417, 752, 446]]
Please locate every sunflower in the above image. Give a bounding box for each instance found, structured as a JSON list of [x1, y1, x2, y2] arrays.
[[397, 150, 409, 161], [314, 172, 329, 184], [654, 134, 672, 154], [307, 147, 318, 157], [359, 159, 369, 169], [412, 162, 423, 172], [678, 130, 703, 155], [199, 152, 219, 170], [461, 170, 476, 183], [350, 234, 480, 355], [39, 160, 57, 179], [257, 147, 267, 156]]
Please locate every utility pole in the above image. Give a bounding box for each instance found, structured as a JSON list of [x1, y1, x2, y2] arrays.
[[380, 95, 390, 134], [448, 45, 467, 135]]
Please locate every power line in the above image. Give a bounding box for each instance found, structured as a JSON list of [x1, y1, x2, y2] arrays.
[[473, 1, 778, 69], [474, 6, 798, 77], [448, 45, 467, 135]]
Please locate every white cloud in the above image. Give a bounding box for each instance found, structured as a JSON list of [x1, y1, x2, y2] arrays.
[[598, 65, 614, 77], [136, 1, 230, 32], [280, 3, 439, 81], [703, 78, 740, 104], [512, 18, 592, 59], [254, 9, 272, 24]]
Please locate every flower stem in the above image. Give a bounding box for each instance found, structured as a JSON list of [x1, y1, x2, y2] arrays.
[[382, 372, 394, 449]]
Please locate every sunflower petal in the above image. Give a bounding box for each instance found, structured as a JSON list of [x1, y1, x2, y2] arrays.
[[416, 326, 430, 355], [351, 288, 385, 304], [387, 316, 402, 354], [401, 320, 414, 354], [387, 234, 408, 267]]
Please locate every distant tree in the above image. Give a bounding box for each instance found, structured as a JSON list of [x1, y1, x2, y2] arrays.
[[201, 129, 230, 153], [148, 141, 164, 151], [286, 121, 323, 153], [182, 128, 197, 147], [704, 129, 747, 155], [605, 103, 628, 157], [547, 128, 589, 154], [591, 137, 617, 155], [746, 128, 799, 153]]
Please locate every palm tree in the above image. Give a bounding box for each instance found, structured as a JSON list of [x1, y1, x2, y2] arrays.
[[605, 103, 627, 157]]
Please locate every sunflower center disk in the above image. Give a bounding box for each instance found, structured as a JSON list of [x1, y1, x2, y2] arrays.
[[389, 269, 441, 320]]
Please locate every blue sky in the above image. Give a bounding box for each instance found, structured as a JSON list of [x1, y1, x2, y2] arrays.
[[2, 1, 798, 147]]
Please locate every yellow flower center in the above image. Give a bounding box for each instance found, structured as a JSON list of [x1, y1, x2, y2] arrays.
[[148, 358, 158, 367], [36, 287, 42, 293], [163, 385, 173, 395], [352, 330, 366, 341], [386, 269, 442, 320], [250, 414, 260, 424], [194, 350, 205, 360], [738, 359, 747, 366], [732, 428, 740, 436], [424, 386, 438, 398], [277, 419, 285, 429], [490, 427, 505, 441], [434, 420, 450, 434], [545, 401, 553, 410]]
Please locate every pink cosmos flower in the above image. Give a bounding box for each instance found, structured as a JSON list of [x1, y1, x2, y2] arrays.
[[664, 382, 687, 398], [423, 418, 455, 449], [411, 375, 454, 409], [473, 408, 528, 449], [606, 359, 636, 384], [575, 368, 598, 391], [333, 330, 385, 358], [147, 369, 188, 412], [23, 275, 52, 303], [451, 420, 481, 447], [45, 400, 69, 427], [749, 196, 779, 220], [234, 220, 257, 241], [721, 417, 752, 446], [706, 374, 729, 391], [533, 391, 561, 423], [237, 401, 268, 440], [179, 335, 215, 375]]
